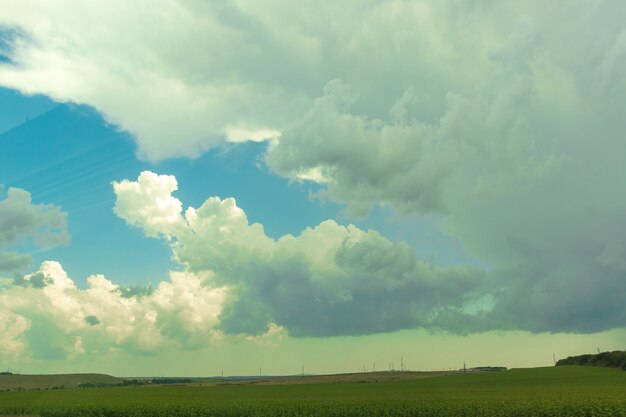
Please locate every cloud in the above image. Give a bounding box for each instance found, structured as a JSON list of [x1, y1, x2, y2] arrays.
[[12, 271, 52, 288], [0, 260, 226, 360], [264, 16, 560, 215], [262, 6, 626, 334], [0, 251, 33, 273], [0, 0, 319, 161], [0, 309, 29, 358], [113, 171, 487, 337], [225, 128, 281, 144], [4, 159, 624, 360], [0, 1, 603, 163], [265, 79, 457, 216], [114, 170, 626, 336], [0, 187, 69, 272], [2, 1, 626, 338], [112, 171, 185, 238]]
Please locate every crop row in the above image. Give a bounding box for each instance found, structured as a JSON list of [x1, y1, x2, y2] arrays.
[[2, 398, 626, 417]]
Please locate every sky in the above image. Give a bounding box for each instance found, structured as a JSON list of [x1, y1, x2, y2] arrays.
[[0, 0, 625, 377]]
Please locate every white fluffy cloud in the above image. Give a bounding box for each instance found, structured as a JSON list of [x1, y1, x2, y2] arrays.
[[0, 260, 225, 360], [112, 171, 185, 238], [113, 172, 486, 337], [0, 187, 68, 272]]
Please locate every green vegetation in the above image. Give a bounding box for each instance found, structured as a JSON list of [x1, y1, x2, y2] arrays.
[[0, 366, 624, 416], [557, 350, 626, 370]]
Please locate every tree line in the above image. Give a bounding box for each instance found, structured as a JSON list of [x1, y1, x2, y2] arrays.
[[556, 350, 626, 370]]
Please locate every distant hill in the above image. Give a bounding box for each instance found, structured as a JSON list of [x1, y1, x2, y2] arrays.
[[0, 373, 123, 391], [556, 350, 626, 370]]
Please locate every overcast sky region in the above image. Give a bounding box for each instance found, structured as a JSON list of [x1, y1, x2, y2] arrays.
[[1, 1, 626, 376]]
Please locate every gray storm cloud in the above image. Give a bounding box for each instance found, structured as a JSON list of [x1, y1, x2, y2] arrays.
[[1, 1, 626, 336]]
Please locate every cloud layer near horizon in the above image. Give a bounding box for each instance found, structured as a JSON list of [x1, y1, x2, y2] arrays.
[[2, 168, 626, 361], [0, 174, 484, 360]]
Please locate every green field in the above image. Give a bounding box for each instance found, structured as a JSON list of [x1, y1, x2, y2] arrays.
[[0, 366, 625, 416]]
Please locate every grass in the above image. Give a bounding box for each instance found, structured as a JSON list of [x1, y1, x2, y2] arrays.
[[0, 366, 624, 416]]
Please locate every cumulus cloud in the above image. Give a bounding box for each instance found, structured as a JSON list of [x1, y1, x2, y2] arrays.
[[112, 171, 185, 238], [0, 187, 69, 272], [265, 14, 563, 215], [0, 260, 225, 360], [265, 79, 457, 216], [113, 170, 626, 336], [113, 171, 487, 337]]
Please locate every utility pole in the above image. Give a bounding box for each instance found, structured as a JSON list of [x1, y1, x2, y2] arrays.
[[373, 363, 375, 373], [302, 365, 304, 377], [401, 357, 404, 372], [221, 369, 224, 378], [553, 354, 556, 366], [259, 367, 262, 377]]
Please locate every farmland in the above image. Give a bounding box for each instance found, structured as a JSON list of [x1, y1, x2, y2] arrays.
[[0, 366, 625, 416]]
